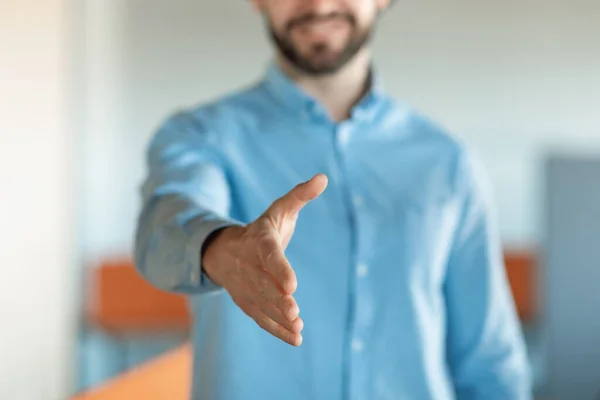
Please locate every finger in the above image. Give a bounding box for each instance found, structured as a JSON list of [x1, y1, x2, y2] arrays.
[[257, 237, 297, 294], [268, 174, 328, 217], [256, 281, 300, 321], [242, 301, 303, 346], [253, 297, 304, 334], [248, 264, 299, 319]]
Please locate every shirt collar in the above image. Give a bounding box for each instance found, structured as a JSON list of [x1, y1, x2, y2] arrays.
[[262, 62, 387, 122]]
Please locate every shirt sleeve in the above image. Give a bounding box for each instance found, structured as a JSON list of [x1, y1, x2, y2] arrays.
[[444, 148, 532, 399], [134, 111, 243, 295]]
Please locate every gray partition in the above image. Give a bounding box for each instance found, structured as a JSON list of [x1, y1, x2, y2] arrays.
[[543, 155, 600, 399]]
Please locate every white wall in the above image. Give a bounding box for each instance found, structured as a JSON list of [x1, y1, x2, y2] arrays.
[[0, 0, 76, 399], [82, 0, 600, 258]]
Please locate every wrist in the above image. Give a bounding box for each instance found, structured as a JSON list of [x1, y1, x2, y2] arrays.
[[201, 225, 244, 284]]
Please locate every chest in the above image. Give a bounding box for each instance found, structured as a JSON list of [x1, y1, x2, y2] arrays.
[[226, 124, 460, 282]]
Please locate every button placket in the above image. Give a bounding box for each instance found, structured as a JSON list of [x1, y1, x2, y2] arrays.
[[334, 121, 370, 399]]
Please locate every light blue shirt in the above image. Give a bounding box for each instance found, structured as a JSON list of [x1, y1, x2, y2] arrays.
[[135, 64, 531, 400]]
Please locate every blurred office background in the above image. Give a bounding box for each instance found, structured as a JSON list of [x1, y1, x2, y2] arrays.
[[1, 0, 599, 399]]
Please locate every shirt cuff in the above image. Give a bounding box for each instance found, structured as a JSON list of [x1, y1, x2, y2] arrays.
[[185, 215, 243, 294]]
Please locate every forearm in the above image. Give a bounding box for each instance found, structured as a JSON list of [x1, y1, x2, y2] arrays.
[[452, 320, 531, 400], [134, 194, 240, 294], [446, 234, 531, 399]]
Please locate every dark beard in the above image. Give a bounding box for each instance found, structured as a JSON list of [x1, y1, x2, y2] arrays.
[[267, 13, 374, 76]]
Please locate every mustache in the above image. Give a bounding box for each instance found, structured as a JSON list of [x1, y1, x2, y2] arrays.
[[286, 12, 356, 32]]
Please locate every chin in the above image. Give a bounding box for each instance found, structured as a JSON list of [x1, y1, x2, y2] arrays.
[[301, 62, 346, 75]]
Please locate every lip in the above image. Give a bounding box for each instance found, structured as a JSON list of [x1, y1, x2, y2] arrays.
[[293, 18, 350, 36]]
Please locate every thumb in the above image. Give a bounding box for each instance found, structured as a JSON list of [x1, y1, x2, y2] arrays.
[[268, 174, 328, 218]]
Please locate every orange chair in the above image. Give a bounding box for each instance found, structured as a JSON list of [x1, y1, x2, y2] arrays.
[[72, 343, 192, 400], [80, 258, 192, 394], [86, 258, 191, 333], [504, 249, 538, 322]]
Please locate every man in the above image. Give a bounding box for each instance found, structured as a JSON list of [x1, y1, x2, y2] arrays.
[[134, 0, 531, 399]]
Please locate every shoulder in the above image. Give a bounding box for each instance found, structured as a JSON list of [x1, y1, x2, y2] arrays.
[[401, 104, 466, 156], [406, 109, 492, 203], [373, 94, 465, 153], [149, 83, 266, 150], [188, 83, 268, 136], [385, 99, 488, 199]]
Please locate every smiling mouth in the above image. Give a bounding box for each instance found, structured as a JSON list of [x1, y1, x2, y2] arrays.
[[293, 18, 350, 37], [288, 13, 354, 32]]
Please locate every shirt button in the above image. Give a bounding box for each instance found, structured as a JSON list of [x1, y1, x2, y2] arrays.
[[338, 127, 351, 146], [357, 263, 369, 278], [351, 339, 364, 352], [353, 194, 364, 207]]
